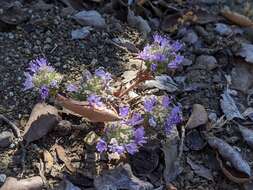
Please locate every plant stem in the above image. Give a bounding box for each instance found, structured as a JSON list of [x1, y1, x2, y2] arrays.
[[118, 70, 153, 98]]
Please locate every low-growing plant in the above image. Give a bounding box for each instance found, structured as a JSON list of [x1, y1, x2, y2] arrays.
[[23, 34, 184, 156]]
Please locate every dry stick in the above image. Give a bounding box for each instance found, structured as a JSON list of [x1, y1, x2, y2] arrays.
[[178, 125, 185, 160], [118, 70, 153, 98], [0, 114, 21, 138], [0, 114, 26, 174]]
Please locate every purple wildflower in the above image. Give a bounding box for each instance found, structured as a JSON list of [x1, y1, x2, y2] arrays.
[[153, 34, 170, 47], [138, 45, 152, 61], [127, 112, 144, 126], [134, 127, 146, 145], [152, 53, 166, 62], [125, 143, 138, 155], [119, 106, 130, 118], [66, 84, 78, 92], [148, 116, 157, 127], [172, 41, 183, 52], [162, 96, 171, 108], [23, 72, 34, 90], [50, 80, 58, 88], [87, 94, 103, 107], [168, 55, 183, 69], [39, 86, 49, 100], [29, 58, 54, 73], [165, 106, 182, 134], [95, 68, 112, 82], [151, 63, 157, 72], [96, 139, 107, 153], [144, 96, 157, 113], [109, 139, 125, 154]]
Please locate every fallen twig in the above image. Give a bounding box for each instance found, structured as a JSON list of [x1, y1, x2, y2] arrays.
[[0, 114, 21, 138], [178, 125, 185, 160]]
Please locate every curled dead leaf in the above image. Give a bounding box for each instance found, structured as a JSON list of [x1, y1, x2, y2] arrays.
[[216, 152, 250, 183], [238, 125, 253, 149], [55, 144, 76, 173], [186, 104, 208, 129], [221, 8, 253, 28], [43, 150, 54, 173], [56, 94, 121, 123], [0, 176, 43, 190], [23, 103, 60, 144], [207, 136, 251, 177]]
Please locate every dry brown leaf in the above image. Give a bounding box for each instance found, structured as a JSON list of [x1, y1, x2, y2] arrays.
[[56, 94, 121, 123], [23, 103, 60, 144], [216, 152, 250, 184], [55, 144, 76, 173], [221, 8, 253, 28], [186, 104, 208, 129], [43, 150, 54, 172], [0, 176, 43, 190], [207, 136, 251, 177]]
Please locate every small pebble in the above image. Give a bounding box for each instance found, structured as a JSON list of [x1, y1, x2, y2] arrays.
[[0, 174, 6, 183]]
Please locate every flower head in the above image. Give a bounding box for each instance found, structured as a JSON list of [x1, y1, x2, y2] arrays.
[[127, 112, 144, 126], [39, 86, 49, 100], [138, 34, 183, 73], [23, 72, 34, 90], [96, 139, 107, 153], [125, 143, 138, 155], [165, 106, 182, 134], [66, 84, 78, 92], [168, 55, 183, 69], [23, 57, 62, 100], [95, 68, 112, 82], [87, 94, 103, 107], [144, 96, 157, 113], [162, 96, 171, 108], [134, 127, 146, 145], [119, 106, 130, 118]]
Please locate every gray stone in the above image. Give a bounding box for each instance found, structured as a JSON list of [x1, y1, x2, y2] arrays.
[[71, 27, 91, 40], [182, 58, 193, 66], [231, 64, 253, 94], [0, 131, 13, 148], [194, 55, 217, 70], [94, 164, 153, 190], [182, 30, 198, 44], [215, 23, 232, 36], [73, 10, 106, 29], [0, 174, 6, 183]]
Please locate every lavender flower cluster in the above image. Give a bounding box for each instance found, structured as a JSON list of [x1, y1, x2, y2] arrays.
[[143, 95, 182, 135], [96, 105, 147, 155], [96, 124, 146, 155], [66, 67, 112, 107], [23, 58, 62, 100], [138, 34, 184, 73]]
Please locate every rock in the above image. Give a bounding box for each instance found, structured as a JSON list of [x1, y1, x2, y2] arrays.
[[0, 174, 6, 183], [73, 10, 106, 29], [215, 23, 232, 36], [94, 164, 153, 190], [71, 27, 91, 40], [186, 104, 208, 129], [236, 43, 253, 64], [194, 55, 218, 70], [231, 64, 253, 94], [0, 131, 13, 148], [127, 9, 151, 38], [182, 58, 193, 66], [182, 30, 198, 44]]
